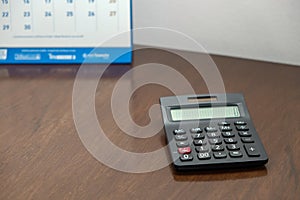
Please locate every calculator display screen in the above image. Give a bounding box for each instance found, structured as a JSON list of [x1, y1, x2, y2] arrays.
[[170, 106, 240, 121]]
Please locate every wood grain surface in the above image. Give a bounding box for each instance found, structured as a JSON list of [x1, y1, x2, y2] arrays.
[[0, 48, 299, 200]]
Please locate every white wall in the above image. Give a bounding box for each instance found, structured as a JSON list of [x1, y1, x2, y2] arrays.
[[133, 0, 300, 66]]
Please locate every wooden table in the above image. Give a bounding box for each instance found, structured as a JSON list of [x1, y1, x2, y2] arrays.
[[1, 48, 299, 199]]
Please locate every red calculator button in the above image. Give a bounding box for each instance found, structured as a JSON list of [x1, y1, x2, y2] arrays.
[[178, 147, 192, 154]]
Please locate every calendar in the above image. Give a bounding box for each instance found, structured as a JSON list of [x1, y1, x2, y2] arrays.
[[0, 0, 132, 64]]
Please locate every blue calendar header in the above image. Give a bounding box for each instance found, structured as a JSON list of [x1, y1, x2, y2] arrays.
[[0, 0, 132, 64]]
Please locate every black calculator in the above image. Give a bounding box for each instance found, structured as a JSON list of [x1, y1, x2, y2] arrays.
[[160, 93, 268, 171]]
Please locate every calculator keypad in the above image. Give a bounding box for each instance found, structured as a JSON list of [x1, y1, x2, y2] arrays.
[[174, 121, 263, 163]]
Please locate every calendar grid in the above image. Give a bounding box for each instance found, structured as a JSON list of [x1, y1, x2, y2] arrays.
[[1, 0, 130, 37], [0, 0, 132, 64], [95, 0, 98, 31], [9, 0, 12, 31], [73, 0, 77, 32], [0, 0, 11, 32], [29, 0, 33, 32], [9, 0, 12, 32], [117, 0, 120, 31], [51, 0, 56, 32]]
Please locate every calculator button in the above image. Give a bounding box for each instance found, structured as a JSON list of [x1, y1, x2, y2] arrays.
[[241, 137, 254, 143], [234, 121, 247, 125], [227, 144, 240, 150], [205, 127, 218, 132], [190, 127, 202, 133], [236, 125, 249, 131], [209, 138, 222, 145], [207, 132, 221, 138], [193, 139, 207, 146], [219, 126, 232, 132], [198, 152, 211, 160], [218, 121, 230, 126], [238, 131, 252, 137], [192, 133, 205, 139], [224, 138, 237, 144], [244, 144, 260, 157], [173, 129, 186, 135], [222, 132, 235, 138], [178, 147, 192, 154], [213, 152, 227, 159], [211, 145, 225, 152], [180, 154, 193, 161], [176, 141, 189, 147], [195, 146, 209, 153], [175, 135, 188, 141], [229, 151, 243, 158]]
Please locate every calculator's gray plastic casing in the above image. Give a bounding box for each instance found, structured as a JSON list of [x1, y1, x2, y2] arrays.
[[160, 93, 268, 171]]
